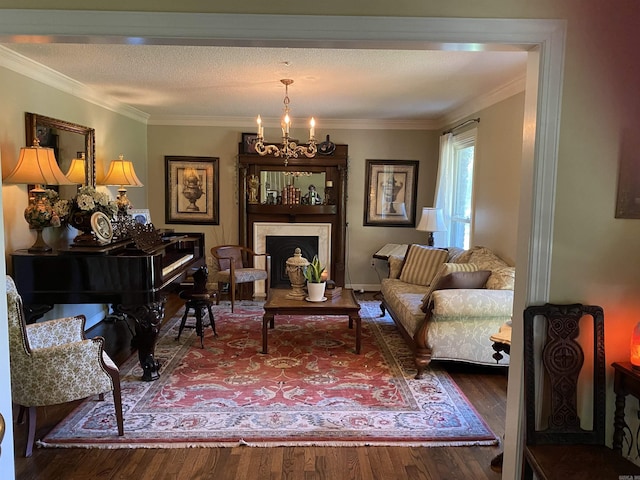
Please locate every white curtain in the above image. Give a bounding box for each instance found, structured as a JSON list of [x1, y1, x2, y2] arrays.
[[434, 132, 454, 247]]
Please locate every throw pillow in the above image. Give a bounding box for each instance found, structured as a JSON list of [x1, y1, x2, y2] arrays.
[[466, 246, 508, 271], [436, 270, 491, 290], [486, 266, 516, 290], [398, 245, 449, 286], [420, 262, 479, 312], [388, 254, 406, 279]]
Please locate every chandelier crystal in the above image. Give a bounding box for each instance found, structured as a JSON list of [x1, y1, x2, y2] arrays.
[[255, 79, 317, 166]]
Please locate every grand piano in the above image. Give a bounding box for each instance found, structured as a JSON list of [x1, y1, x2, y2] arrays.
[[11, 231, 205, 381]]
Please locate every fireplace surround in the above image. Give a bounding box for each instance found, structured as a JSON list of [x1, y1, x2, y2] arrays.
[[238, 143, 348, 289]]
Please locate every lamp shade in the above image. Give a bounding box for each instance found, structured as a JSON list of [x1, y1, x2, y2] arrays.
[[64, 154, 87, 185], [3, 144, 74, 187], [102, 154, 143, 187], [416, 207, 447, 233]]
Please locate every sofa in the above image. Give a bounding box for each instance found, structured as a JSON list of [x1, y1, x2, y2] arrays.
[[380, 245, 514, 378]]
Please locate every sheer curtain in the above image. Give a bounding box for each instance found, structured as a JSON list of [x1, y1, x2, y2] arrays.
[[434, 132, 454, 247]]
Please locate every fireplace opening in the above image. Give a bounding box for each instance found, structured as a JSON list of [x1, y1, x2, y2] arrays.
[[266, 236, 319, 288]]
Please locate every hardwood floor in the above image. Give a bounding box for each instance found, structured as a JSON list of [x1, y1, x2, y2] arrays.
[[12, 292, 507, 480]]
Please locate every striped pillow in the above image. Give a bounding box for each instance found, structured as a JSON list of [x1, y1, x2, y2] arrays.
[[398, 245, 448, 286], [420, 262, 480, 311]]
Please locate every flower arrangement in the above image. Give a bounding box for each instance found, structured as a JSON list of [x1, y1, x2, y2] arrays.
[[303, 255, 326, 283], [69, 186, 118, 220], [24, 189, 70, 229]]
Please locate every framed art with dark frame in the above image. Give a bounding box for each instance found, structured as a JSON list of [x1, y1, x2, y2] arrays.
[[242, 133, 259, 154], [165, 156, 219, 225], [364, 159, 419, 227]]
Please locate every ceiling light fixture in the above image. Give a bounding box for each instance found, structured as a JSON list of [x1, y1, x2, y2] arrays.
[[255, 79, 316, 166]]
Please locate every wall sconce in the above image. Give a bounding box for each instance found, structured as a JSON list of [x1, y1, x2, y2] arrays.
[[2, 140, 74, 252], [630, 322, 640, 370], [101, 154, 144, 215], [415, 207, 447, 247]]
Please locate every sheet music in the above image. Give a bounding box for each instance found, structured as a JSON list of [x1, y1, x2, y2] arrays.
[[373, 243, 409, 260]]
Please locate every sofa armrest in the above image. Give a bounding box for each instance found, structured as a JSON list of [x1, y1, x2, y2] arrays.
[[430, 289, 513, 317]]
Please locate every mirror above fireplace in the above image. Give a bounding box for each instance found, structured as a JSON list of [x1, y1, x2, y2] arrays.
[[259, 171, 326, 204]]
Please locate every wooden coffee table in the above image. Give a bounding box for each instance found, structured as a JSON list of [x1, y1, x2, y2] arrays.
[[262, 288, 362, 355]]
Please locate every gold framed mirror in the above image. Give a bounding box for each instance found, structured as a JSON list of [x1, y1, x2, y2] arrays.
[[25, 112, 96, 187]]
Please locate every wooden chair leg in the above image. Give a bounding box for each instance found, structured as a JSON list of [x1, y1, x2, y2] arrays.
[[230, 281, 236, 313], [17, 405, 26, 424], [175, 305, 191, 341], [112, 381, 124, 436], [206, 303, 217, 337], [25, 406, 37, 457]]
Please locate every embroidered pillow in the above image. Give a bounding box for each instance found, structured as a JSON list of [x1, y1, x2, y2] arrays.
[[420, 262, 480, 312], [398, 245, 448, 286], [486, 266, 516, 290]]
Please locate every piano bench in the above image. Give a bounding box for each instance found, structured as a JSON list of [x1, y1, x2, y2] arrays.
[[175, 291, 218, 348]]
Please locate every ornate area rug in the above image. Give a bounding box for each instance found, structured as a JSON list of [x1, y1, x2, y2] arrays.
[[40, 300, 498, 449]]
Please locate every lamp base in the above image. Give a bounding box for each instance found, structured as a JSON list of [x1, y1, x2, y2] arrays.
[[427, 232, 435, 247], [28, 228, 52, 253]]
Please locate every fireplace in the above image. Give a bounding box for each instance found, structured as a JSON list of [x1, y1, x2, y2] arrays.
[[254, 222, 332, 295], [266, 236, 319, 288]]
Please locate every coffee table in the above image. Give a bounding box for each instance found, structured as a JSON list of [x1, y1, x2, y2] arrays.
[[262, 288, 361, 355]]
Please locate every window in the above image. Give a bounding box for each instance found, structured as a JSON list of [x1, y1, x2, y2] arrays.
[[435, 127, 477, 249]]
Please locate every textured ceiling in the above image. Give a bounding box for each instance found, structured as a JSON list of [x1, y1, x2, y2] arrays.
[[3, 43, 527, 126]]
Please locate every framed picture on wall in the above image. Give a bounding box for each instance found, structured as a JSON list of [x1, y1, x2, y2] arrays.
[[165, 156, 219, 224], [364, 159, 419, 227]]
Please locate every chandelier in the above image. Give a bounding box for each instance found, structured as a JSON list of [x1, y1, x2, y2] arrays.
[[255, 79, 317, 166]]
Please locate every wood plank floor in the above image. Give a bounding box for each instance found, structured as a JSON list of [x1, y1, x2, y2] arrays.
[[12, 292, 507, 480]]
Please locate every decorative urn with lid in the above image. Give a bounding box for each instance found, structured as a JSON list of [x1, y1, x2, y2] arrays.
[[285, 248, 309, 300]]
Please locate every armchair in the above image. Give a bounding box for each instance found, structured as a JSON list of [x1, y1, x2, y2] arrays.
[[6, 275, 124, 457], [210, 245, 270, 312]]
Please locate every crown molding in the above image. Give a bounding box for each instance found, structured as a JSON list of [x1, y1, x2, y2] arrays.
[[0, 45, 149, 124], [436, 74, 526, 129], [0, 41, 523, 132], [148, 114, 439, 130]]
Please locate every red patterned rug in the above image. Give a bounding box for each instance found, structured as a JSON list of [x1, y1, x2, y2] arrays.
[[39, 301, 498, 449]]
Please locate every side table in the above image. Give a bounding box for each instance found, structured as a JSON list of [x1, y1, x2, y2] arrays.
[[612, 361, 640, 454]]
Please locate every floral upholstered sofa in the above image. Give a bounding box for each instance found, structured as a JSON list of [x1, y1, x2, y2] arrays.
[[380, 245, 514, 378]]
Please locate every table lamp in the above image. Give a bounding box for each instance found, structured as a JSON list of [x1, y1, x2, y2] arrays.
[[416, 207, 447, 247], [101, 154, 144, 215], [64, 152, 87, 185], [3, 139, 74, 251]]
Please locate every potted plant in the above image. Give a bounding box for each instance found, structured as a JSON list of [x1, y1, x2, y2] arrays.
[[303, 255, 327, 301]]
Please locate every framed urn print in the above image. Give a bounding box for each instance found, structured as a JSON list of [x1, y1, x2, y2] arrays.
[[364, 159, 419, 227], [165, 156, 219, 224]]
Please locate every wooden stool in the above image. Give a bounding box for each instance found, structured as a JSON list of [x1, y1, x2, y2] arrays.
[[175, 266, 218, 348]]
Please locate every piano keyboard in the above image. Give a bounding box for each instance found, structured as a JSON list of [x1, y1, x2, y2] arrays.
[[162, 254, 194, 277]]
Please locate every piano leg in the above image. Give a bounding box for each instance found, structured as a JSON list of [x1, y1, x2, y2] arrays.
[[117, 301, 165, 382]]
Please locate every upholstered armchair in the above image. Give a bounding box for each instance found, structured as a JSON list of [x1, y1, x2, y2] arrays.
[[6, 275, 124, 457], [210, 245, 270, 312]]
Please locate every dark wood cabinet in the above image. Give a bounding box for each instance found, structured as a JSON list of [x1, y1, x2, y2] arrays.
[[238, 144, 348, 286]]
